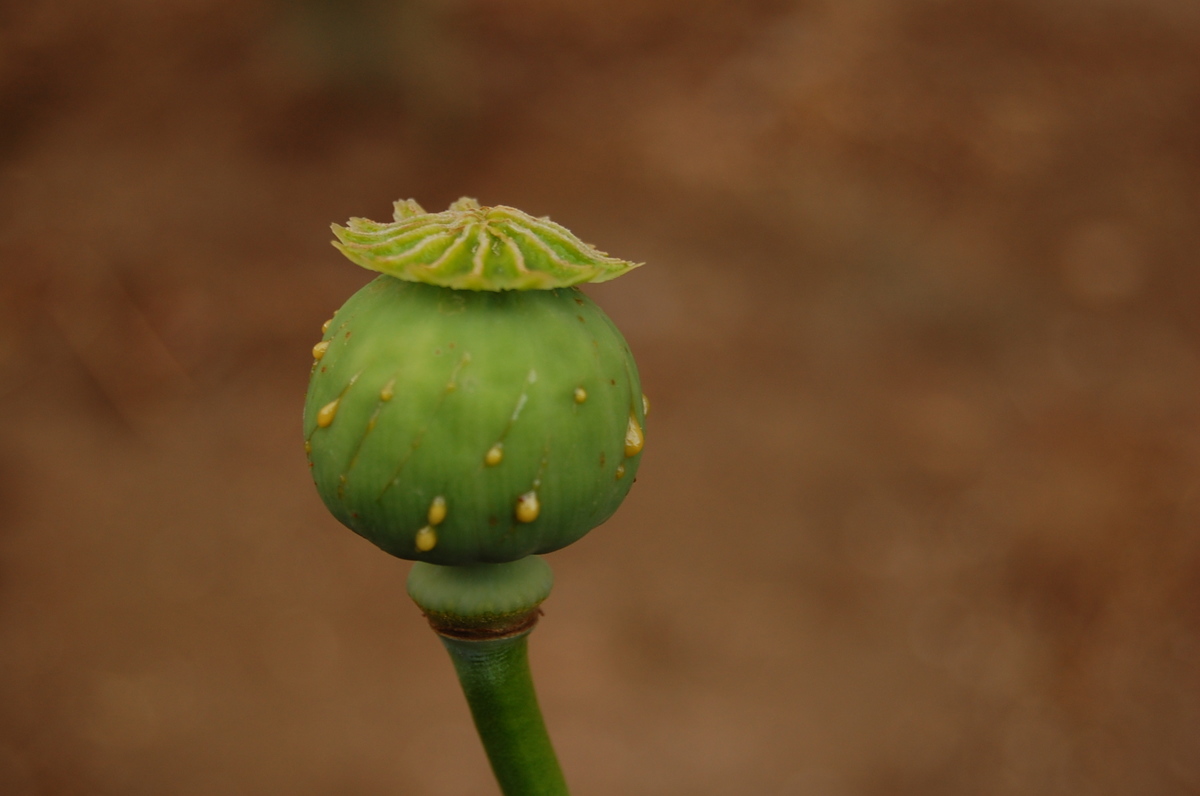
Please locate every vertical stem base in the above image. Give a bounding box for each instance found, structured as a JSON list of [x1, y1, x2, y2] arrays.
[[440, 632, 569, 796]]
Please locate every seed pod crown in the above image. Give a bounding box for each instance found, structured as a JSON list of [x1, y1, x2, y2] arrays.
[[331, 197, 641, 291], [306, 198, 646, 566]]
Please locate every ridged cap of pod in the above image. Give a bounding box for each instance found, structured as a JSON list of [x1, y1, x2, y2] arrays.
[[331, 197, 641, 291]]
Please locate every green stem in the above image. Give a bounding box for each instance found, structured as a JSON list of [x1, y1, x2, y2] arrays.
[[408, 558, 568, 795], [440, 630, 569, 796]]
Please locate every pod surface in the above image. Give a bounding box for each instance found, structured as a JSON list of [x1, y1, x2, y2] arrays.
[[304, 275, 643, 564]]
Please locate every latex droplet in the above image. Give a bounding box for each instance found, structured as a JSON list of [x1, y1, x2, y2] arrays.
[[304, 441, 312, 454], [615, 464, 626, 480], [316, 399, 340, 428], [574, 387, 588, 404], [515, 491, 540, 523], [415, 526, 437, 551], [428, 496, 447, 526], [312, 341, 330, 360], [380, 379, 395, 401], [624, 413, 644, 457], [321, 318, 332, 334], [642, 393, 650, 417], [485, 444, 503, 466]]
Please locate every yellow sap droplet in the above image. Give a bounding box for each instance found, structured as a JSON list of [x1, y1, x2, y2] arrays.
[[316, 398, 340, 428], [312, 340, 330, 360], [642, 393, 650, 417], [321, 318, 332, 334], [428, 496, 447, 526], [415, 526, 438, 552], [624, 413, 644, 457], [485, 444, 503, 466], [515, 491, 540, 523], [380, 379, 395, 401], [574, 387, 588, 404], [615, 464, 626, 480], [304, 441, 312, 454]]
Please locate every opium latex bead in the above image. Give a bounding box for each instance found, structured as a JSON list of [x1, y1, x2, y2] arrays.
[[304, 275, 645, 565]]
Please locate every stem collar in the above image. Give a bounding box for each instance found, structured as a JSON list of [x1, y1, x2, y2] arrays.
[[407, 556, 554, 639]]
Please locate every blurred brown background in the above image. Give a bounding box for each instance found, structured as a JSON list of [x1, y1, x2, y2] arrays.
[[2, 0, 1199, 793]]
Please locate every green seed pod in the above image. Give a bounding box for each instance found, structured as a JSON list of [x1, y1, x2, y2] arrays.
[[304, 198, 646, 565]]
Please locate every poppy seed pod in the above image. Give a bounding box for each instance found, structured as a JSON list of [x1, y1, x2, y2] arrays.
[[304, 198, 645, 565]]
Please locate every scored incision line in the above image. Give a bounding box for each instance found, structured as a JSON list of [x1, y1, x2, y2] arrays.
[[319, 304, 366, 356], [305, 371, 362, 443], [483, 369, 537, 466], [377, 354, 471, 499], [338, 370, 402, 498], [531, 440, 550, 490], [510, 441, 552, 533]]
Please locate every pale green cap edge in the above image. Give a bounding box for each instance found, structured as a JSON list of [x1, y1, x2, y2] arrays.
[[332, 197, 642, 291]]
